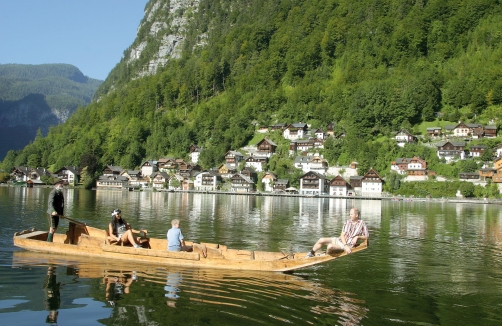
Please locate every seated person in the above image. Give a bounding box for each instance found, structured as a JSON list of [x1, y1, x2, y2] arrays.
[[108, 209, 147, 248], [306, 207, 369, 257], [167, 219, 191, 251]]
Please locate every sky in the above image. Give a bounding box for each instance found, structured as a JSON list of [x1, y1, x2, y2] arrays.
[[0, 0, 149, 80]]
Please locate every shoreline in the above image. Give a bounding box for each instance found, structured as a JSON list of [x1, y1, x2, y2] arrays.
[[2, 183, 499, 205]]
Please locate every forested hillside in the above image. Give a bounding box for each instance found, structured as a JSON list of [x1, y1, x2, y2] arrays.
[[2, 0, 502, 181], [0, 64, 102, 160]]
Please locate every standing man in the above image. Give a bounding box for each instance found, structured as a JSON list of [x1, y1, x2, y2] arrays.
[[46, 182, 64, 242], [306, 207, 369, 257]]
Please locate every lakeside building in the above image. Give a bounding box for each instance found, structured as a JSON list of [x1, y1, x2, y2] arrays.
[[194, 171, 221, 191], [261, 172, 277, 192], [299, 171, 329, 195], [329, 175, 351, 196], [53, 166, 80, 186], [230, 173, 255, 193], [361, 168, 383, 196]]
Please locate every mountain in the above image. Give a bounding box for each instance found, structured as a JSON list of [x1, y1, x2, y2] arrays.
[[0, 64, 102, 160], [2, 0, 502, 180]]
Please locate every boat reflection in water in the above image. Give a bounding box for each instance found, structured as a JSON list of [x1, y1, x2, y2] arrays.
[[13, 251, 368, 325]]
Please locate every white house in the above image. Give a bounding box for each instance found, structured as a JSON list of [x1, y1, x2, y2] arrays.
[[283, 122, 308, 140], [395, 129, 416, 147], [140, 160, 158, 177], [194, 171, 220, 191], [361, 168, 383, 196], [190, 145, 202, 163], [245, 156, 268, 172], [329, 175, 350, 196], [261, 172, 277, 192], [299, 171, 329, 195]]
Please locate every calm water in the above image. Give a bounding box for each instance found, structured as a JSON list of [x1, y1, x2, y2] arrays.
[[0, 187, 501, 325]]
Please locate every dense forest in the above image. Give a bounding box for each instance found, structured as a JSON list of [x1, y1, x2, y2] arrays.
[[2, 0, 502, 191]]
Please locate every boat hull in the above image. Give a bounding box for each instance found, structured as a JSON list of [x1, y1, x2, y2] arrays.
[[13, 223, 368, 272]]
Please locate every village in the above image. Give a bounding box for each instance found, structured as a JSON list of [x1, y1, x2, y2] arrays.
[[8, 121, 502, 197]]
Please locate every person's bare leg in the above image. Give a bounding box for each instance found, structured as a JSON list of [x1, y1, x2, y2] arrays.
[[123, 230, 138, 246], [312, 238, 333, 252]]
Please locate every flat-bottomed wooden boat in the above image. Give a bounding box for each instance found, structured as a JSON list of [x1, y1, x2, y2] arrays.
[[13, 220, 368, 272]]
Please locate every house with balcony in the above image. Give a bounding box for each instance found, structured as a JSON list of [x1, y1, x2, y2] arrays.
[[150, 171, 170, 189], [102, 165, 124, 177], [445, 122, 483, 138], [299, 171, 329, 195], [270, 123, 286, 131], [329, 175, 350, 196], [230, 173, 255, 193], [294, 155, 328, 174], [11, 166, 31, 182], [194, 171, 221, 191], [179, 163, 201, 178], [24, 168, 52, 186], [361, 168, 383, 196], [437, 141, 466, 162], [53, 166, 80, 186], [274, 179, 290, 192], [283, 122, 308, 140], [484, 125, 497, 138], [426, 127, 442, 138], [395, 129, 416, 147], [390, 157, 427, 176], [158, 158, 178, 172], [469, 145, 487, 158], [217, 164, 237, 178], [256, 138, 277, 157], [225, 150, 244, 167], [96, 175, 128, 189], [245, 156, 268, 172], [289, 138, 324, 155], [349, 176, 363, 194], [241, 166, 258, 183], [121, 170, 143, 186], [479, 167, 496, 181]]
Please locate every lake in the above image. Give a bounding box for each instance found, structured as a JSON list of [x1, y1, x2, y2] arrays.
[[0, 187, 501, 325]]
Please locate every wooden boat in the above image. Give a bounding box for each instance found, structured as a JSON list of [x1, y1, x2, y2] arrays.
[[13, 219, 368, 272]]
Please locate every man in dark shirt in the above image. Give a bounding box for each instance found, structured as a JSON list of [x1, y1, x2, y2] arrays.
[[46, 182, 64, 242]]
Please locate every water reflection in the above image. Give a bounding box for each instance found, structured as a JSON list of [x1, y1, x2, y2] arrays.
[[11, 251, 368, 325], [42, 266, 60, 324], [164, 272, 182, 305], [104, 271, 137, 307]]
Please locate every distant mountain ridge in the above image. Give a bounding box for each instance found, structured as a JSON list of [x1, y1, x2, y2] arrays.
[[0, 63, 102, 160]]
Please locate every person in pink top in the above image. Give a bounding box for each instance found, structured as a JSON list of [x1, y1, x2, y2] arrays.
[[306, 207, 369, 257]]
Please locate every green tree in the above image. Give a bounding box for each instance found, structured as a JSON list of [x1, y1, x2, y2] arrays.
[[459, 182, 475, 197]]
